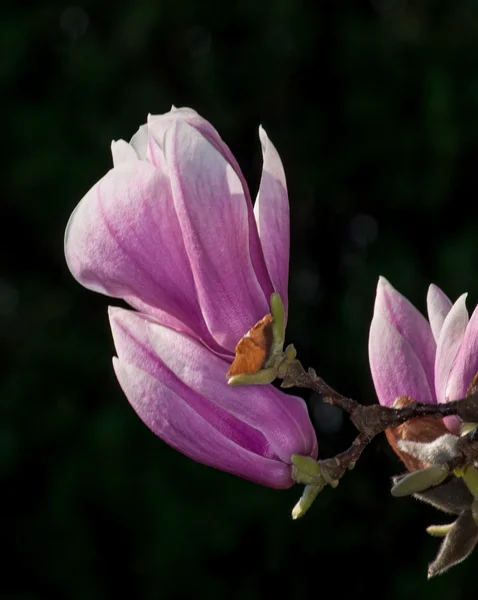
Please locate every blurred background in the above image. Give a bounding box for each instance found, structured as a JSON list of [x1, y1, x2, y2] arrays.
[[3, 0, 478, 598]]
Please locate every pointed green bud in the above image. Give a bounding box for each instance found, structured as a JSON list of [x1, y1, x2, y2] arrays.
[[292, 483, 324, 520], [269, 292, 285, 356], [391, 464, 450, 497], [426, 524, 454, 537], [284, 344, 296, 361]]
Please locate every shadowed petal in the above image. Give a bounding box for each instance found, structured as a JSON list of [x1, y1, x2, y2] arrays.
[[427, 284, 453, 344], [435, 294, 468, 403], [414, 477, 473, 514], [113, 359, 293, 488], [369, 313, 434, 406], [446, 304, 478, 405], [427, 510, 478, 578], [253, 127, 290, 316], [374, 277, 436, 397], [164, 120, 272, 352]]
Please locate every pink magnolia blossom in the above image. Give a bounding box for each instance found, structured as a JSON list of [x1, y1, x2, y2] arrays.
[[65, 107, 317, 488], [369, 276, 478, 434]]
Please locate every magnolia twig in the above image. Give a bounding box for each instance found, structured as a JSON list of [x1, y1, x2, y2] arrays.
[[286, 359, 478, 438], [317, 433, 371, 484], [285, 359, 478, 501]]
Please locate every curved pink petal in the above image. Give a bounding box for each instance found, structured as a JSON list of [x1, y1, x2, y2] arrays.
[[65, 161, 220, 351], [148, 108, 245, 188], [109, 306, 303, 488], [369, 313, 434, 406], [163, 120, 272, 352], [109, 307, 317, 464], [148, 108, 274, 307], [113, 360, 293, 488], [446, 304, 478, 402], [253, 127, 290, 316], [146, 318, 317, 463], [427, 284, 453, 344], [109, 309, 280, 463], [374, 277, 436, 398], [435, 294, 468, 403]]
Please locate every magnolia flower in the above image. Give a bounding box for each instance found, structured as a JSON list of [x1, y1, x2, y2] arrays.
[[369, 276, 478, 434], [369, 276, 478, 576], [65, 107, 317, 488]]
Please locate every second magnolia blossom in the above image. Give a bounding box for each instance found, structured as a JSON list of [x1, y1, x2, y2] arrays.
[[369, 277, 478, 577], [64, 107, 318, 488], [369, 276, 478, 434]]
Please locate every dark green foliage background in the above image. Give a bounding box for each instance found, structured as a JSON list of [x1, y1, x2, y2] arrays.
[[3, 1, 478, 598]]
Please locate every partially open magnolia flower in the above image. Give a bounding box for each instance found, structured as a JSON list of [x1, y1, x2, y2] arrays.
[[65, 107, 318, 488], [369, 277, 478, 576]]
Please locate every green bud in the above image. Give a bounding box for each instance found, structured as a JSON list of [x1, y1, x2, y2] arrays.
[[426, 524, 454, 537], [269, 293, 285, 356], [391, 464, 450, 497], [291, 454, 322, 485], [284, 344, 297, 361], [292, 483, 324, 520]]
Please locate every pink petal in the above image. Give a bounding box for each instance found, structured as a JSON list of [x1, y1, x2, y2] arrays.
[[374, 277, 436, 399], [113, 359, 293, 488], [253, 127, 290, 316], [109, 306, 304, 487], [435, 294, 468, 403], [446, 303, 478, 402], [65, 161, 220, 351], [442, 416, 462, 435], [109, 309, 279, 461], [163, 120, 272, 352], [427, 284, 453, 344], [148, 108, 274, 307], [148, 108, 245, 188], [109, 307, 317, 463], [146, 318, 317, 463], [369, 313, 435, 406]]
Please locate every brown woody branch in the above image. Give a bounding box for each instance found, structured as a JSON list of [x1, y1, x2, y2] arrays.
[[284, 359, 478, 475]]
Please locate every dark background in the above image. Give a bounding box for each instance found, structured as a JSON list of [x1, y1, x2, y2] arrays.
[[3, 0, 478, 598]]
